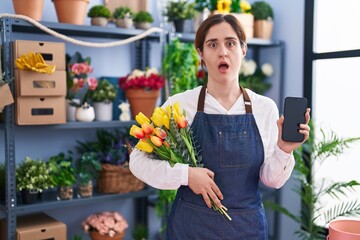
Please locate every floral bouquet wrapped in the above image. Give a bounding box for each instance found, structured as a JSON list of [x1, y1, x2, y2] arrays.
[[130, 103, 231, 220], [82, 211, 128, 238]]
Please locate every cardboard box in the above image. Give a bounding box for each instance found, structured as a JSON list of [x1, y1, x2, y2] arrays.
[[104, 0, 148, 13], [16, 96, 66, 125], [15, 70, 66, 97], [0, 213, 66, 240], [14, 40, 66, 70]]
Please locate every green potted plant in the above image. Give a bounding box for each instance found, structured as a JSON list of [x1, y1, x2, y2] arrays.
[[87, 5, 111, 27], [16, 157, 52, 204], [162, 38, 199, 95], [89, 79, 117, 121], [239, 59, 273, 94], [265, 121, 360, 239], [251, 1, 274, 39], [75, 152, 101, 198], [113, 6, 134, 29], [76, 129, 144, 194], [164, 0, 197, 32], [133, 11, 154, 30], [48, 152, 76, 200]]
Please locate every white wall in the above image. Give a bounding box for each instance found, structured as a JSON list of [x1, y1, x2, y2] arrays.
[[1, 1, 306, 239]]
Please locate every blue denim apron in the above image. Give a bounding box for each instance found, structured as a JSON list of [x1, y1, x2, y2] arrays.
[[166, 86, 268, 240]]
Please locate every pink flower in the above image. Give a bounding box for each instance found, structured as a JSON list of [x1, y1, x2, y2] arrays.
[[82, 211, 128, 237]]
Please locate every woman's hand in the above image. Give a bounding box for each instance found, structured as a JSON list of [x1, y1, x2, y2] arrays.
[[188, 167, 224, 209], [277, 108, 311, 153]]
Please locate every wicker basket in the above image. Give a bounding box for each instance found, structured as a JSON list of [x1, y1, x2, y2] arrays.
[[97, 163, 145, 194]]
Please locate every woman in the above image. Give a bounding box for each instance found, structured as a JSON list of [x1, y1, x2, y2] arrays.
[[130, 14, 311, 239]]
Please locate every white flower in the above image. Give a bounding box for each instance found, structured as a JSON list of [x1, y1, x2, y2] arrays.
[[129, 69, 145, 79], [240, 59, 257, 76], [145, 67, 159, 77], [261, 63, 273, 77]]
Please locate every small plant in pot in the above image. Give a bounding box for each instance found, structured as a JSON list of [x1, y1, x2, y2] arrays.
[[164, 0, 196, 32], [251, 1, 274, 39], [16, 157, 52, 204], [133, 11, 154, 30], [89, 79, 117, 121], [48, 152, 76, 201], [75, 152, 101, 198], [113, 6, 134, 29], [87, 5, 111, 27]]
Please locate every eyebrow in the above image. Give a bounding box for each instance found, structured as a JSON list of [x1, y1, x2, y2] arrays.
[[205, 37, 239, 44]]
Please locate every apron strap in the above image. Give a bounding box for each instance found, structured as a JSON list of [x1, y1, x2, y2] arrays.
[[197, 85, 207, 112], [197, 85, 253, 113], [240, 85, 252, 114]]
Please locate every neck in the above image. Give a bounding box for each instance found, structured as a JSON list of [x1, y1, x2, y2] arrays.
[[207, 81, 242, 111]]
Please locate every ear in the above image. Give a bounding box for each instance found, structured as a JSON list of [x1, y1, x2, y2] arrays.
[[242, 43, 247, 57], [196, 48, 203, 59]]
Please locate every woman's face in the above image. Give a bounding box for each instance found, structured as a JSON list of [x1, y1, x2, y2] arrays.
[[199, 22, 245, 85]]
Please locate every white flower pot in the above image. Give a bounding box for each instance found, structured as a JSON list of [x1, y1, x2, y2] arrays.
[[93, 102, 113, 121], [66, 99, 80, 122], [75, 103, 95, 122]]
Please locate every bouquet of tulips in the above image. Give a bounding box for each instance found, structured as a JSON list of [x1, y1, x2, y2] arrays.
[[130, 103, 231, 220]]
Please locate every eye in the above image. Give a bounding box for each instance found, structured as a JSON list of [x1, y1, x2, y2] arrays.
[[226, 40, 236, 48], [208, 42, 217, 48]]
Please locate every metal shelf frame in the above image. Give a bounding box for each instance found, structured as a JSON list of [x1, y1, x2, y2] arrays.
[[0, 16, 161, 239]]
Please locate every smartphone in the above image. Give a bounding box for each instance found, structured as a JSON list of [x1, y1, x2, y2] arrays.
[[282, 97, 308, 142]]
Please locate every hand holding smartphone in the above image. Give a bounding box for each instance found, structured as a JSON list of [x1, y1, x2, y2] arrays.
[[282, 97, 308, 142]]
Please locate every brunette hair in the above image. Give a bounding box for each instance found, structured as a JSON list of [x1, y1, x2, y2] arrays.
[[194, 14, 247, 53]]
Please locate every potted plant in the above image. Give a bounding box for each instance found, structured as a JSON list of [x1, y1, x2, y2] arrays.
[[164, 0, 196, 32], [113, 6, 134, 29], [12, 0, 44, 21], [52, 0, 90, 25], [89, 79, 117, 121], [76, 129, 144, 194], [162, 38, 198, 95], [230, 0, 254, 39], [66, 51, 98, 122], [133, 11, 154, 30], [265, 121, 360, 239], [48, 152, 76, 200], [119, 68, 165, 119], [239, 58, 273, 94], [16, 157, 52, 204], [82, 211, 128, 239], [87, 5, 111, 27], [193, 0, 211, 32], [75, 152, 101, 198], [251, 1, 274, 39]]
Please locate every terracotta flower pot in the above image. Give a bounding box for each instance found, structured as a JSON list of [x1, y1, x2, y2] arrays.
[[12, 0, 44, 21], [254, 20, 273, 39], [90, 230, 125, 240], [125, 89, 160, 119], [232, 13, 254, 39], [328, 219, 360, 240], [52, 0, 90, 25]]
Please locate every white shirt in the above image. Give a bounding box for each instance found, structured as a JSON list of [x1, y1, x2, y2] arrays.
[[129, 86, 295, 190]]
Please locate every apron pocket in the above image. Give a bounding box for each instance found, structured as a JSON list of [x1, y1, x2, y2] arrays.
[[219, 130, 249, 168]]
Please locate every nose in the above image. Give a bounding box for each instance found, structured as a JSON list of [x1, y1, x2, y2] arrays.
[[218, 45, 228, 58]]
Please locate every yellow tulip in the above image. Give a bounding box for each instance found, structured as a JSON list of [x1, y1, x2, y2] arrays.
[[142, 122, 154, 135], [136, 139, 153, 153], [151, 107, 166, 127], [135, 112, 150, 125], [130, 125, 145, 139], [163, 114, 170, 129], [151, 135, 163, 147]]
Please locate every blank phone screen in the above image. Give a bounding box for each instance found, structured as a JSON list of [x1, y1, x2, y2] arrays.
[[282, 97, 307, 142]]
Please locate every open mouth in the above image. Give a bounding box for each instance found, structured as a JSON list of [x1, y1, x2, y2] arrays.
[[218, 62, 229, 71]]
